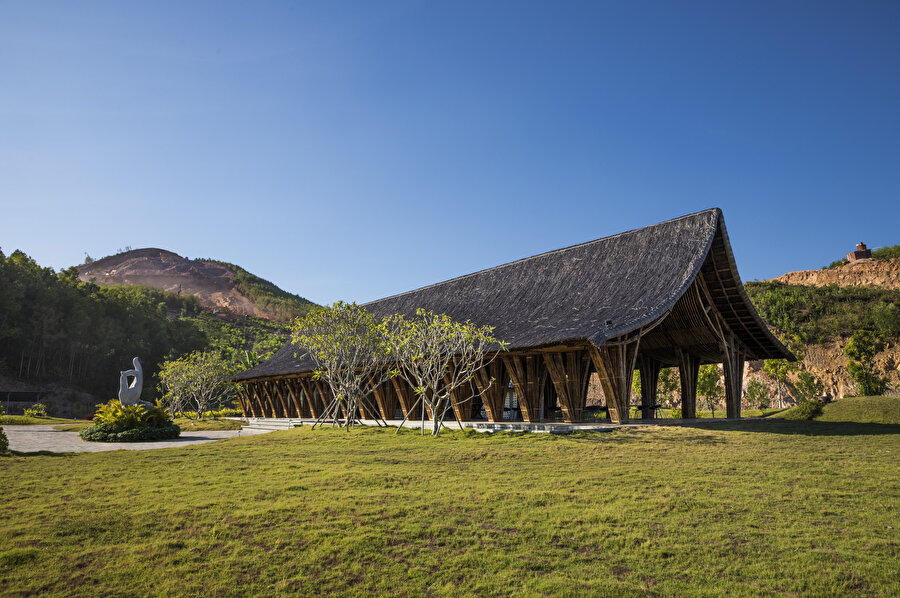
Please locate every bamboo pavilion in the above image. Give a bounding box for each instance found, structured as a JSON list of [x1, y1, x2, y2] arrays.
[[233, 208, 793, 424]]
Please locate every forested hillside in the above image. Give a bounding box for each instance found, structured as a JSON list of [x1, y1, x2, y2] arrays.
[[0, 249, 292, 410]]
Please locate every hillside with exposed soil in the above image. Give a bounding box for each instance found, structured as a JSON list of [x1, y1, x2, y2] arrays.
[[77, 248, 315, 322], [752, 256, 900, 400], [772, 257, 900, 290]]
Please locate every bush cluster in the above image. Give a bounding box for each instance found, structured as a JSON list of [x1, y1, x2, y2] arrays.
[[79, 399, 180, 443], [22, 403, 48, 418], [79, 422, 180, 442], [0, 426, 8, 452], [784, 400, 824, 421]]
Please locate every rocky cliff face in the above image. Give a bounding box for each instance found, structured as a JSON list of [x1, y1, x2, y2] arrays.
[[765, 257, 900, 400], [77, 248, 266, 318], [773, 257, 900, 290]]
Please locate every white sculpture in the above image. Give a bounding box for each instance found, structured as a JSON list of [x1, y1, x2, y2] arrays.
[[118, 357, 153, 408]]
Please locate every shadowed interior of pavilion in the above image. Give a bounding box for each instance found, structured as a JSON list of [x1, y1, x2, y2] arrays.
[[234, 208, 793, 425]]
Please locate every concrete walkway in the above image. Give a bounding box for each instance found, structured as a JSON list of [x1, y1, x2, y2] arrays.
[[3, 424, 275, 454]]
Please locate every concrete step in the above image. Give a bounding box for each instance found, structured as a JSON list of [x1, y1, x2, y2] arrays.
[[241, 418, 304, 431]]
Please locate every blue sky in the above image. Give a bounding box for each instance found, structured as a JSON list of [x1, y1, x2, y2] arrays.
[[1, 1, 898, 305]]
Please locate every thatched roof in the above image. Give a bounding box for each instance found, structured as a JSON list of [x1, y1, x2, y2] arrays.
[[235, 208, 791, 381]]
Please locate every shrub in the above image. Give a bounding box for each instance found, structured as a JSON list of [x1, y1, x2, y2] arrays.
[[669, 408, 682, 418], [0, 426, 8, 452], [784, 400, 823, 420], [80, 399, 180, 443], [23, 403, 47, 418], [79, 422, 180, 442]]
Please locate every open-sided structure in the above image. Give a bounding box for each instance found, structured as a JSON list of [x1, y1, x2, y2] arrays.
[[234, 208, 792, 424]]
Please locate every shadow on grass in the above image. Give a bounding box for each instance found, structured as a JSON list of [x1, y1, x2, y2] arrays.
[[674, 419, 900, 437]]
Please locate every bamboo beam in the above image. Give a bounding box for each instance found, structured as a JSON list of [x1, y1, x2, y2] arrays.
[[296, 377, 320, 418], [274, 380, 292, 417], [445, 376, 475, 422]]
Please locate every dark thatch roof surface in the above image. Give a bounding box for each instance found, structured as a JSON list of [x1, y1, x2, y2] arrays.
[[235, 208, 790, 381]]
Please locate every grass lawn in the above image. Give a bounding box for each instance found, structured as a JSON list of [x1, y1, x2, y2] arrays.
[[1, 420, 898, 597], [0, 415, 86, 426], [774, 396, 900, 425]]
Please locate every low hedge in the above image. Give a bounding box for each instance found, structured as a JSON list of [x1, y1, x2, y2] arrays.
[[79, 422, 181, 443]]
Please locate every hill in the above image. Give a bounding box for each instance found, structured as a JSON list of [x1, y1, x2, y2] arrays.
[[772, 256, 900, 290], [745, 253, 900, 400], [78, 248, 316, 322]]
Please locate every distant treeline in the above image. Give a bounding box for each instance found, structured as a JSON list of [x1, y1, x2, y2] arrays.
[[204, 259, 317, 322], [745, 281, 900, 344], [0, 250, 291, 400]]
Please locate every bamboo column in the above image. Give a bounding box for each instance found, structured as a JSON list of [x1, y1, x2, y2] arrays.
[[371, 379, 399, 420], [391, 377, 417, 419], [544, 351, 589, 423], [722, 333, 745, 419], [637, 356, 662, 420], [589, 341, 640, 424], [678, 350, 700, 419], [472, 360, 506, 422], [503, 354, 543, 423]]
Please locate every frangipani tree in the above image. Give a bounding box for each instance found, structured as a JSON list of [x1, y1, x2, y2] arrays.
[[290, 302, 391, 431], [385, 309, 507, 436]]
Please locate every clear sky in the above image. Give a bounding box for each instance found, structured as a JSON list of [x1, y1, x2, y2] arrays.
[[1, 1, 898, 305]]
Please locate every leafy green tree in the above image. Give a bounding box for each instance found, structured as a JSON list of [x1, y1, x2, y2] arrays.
[[384, 309, 506, 436], [844, 330, 888, 396], [291, 302, 391, 430], [744, 378, 769, 409], [657, 368, 680, 407], [763, 335, 803, 407], [795, 371, 824, 403], [697, 365, 723, 417], [157, 351, 238, 419]]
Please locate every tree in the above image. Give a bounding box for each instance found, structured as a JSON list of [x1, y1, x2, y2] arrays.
[[157, 351, 237, 418], [795, 371, 824, 403], [657, 368, 680, 407], [744, 378, 769, 409], [290, 302, 391, 431], [763, 335, 803, 407], [697, 364, 723, 418], [384, 309, 506, 436], [844, 330, 888, 396]]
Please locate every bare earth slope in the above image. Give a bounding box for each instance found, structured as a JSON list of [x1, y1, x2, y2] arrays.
[[77, 248, 265, 318], [773, 257, 900, 289], [764, 257, 900, 399]]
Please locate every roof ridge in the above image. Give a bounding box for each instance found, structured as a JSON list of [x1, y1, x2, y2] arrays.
[[363, 207, 720, 307]]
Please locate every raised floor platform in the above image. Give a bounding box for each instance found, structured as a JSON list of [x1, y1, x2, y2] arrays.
[[238, 417, 748, 434]]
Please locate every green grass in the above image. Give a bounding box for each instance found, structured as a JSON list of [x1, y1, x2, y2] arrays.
[[0, 415, 85, 426], [816, 396, 900, 424], [773, 396, 900, 425], [172, 417, 244, 431], [1, 421, 898, 597], [51, 418, 244, 432]]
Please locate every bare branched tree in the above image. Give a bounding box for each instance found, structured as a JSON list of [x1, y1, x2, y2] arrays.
[[385, 309, 507, 436], [291, 302, 391, 431]]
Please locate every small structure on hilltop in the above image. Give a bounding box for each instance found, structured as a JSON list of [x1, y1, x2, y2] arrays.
[[234, 208, 794, 424], [847, 242, 872, 262]]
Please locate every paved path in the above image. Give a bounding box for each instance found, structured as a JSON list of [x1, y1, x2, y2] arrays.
[[3, 424, 274, 454]]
